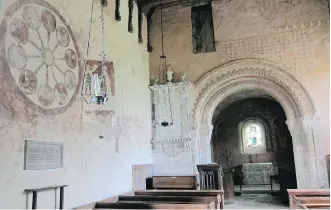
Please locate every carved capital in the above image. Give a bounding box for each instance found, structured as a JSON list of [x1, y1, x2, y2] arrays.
[[300, 114, 322, 133]]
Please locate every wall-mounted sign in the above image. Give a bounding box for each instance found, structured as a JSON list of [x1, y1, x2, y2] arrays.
[[24, 140, 64, 170]]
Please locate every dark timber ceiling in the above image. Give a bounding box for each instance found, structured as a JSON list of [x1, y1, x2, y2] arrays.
[[136, 0, 221, 52], [139, 0, 216, 11]]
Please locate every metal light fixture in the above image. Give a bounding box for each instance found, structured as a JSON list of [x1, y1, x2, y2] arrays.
[[156, 0, 174, 127], [81, 0, 108, 105]]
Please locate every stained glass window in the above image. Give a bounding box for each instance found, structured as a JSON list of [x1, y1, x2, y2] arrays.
[[246, 124, 262, 147], [241, 120, 267, 154]]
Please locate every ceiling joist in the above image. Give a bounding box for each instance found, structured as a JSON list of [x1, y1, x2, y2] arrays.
[[140, 0, 213, 10]]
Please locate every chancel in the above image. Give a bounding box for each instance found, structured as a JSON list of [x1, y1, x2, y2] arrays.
[[0, 0, 329, 209]]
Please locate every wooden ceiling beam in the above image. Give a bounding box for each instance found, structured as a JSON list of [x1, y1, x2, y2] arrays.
[[140, 0, 212, 10]]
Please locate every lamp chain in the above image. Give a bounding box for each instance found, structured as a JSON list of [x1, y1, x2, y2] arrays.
[[100, 0, 107, 82], [81, 0, 108, 104], [80, 0, 95, 104], [159, 0, 174, 126]]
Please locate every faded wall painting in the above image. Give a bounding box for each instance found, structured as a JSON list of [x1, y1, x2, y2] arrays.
[[0, 0, 82, 115]]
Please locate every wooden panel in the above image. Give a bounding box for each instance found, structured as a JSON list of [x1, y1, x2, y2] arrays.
[[134, 190, 224, 209], [191, 3, 215, 54], [132, 164, 153, 191], [115, 0, 121, 21], [95, 202, 209, 209], [153, 176, 196, 189], [128, 0, 134, 33], [197, 164, 223, 190], [223, 171, 234, 204], [292, 195, 330, 209], [135, 189, 223, 196], [287, 189, 330, 196], [118, 195, 216, 203], [300, 204, 330, 209], [300, 197, 330, 204], [288, 189, 330, 209]]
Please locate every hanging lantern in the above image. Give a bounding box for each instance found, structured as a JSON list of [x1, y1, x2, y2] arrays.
[[81, 0, 108, 105], [156, 0, 174, 127]]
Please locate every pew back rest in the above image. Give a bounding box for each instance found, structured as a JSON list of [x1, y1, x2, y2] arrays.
[[299, 203, 331, 209], [293, 196, 330, 204], [288, 189, 330, 196], [152, 176, 197, 189], [288, 189, 330, 209], [135, 189, 224, 196], [134, 190, 224, 209], [118, 195, 216, 203], [95, 201, 211, 209]]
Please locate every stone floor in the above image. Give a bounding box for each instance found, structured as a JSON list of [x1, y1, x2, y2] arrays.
[[224, 194, 288, 209], [234, 184, 280, 194]]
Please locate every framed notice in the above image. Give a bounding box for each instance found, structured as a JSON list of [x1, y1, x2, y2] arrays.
[[24, 140, 64, 170]]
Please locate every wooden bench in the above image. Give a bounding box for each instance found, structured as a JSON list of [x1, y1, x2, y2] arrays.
[[95, 201, 212, 209], [294, 196, 330, 209], [118, 195, 216, 203], [299, 203, 330, 209], [152, 176, 197, 189], [94, 190, 223, 210], [288, 189, 330, 209], [135, 190, 224, 209], [117, 195, 217, 209]]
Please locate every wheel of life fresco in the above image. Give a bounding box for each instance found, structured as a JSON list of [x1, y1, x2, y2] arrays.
[[0, 0, 82, 114]]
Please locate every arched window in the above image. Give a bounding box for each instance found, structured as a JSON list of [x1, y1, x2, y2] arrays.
[[240, 120, 267, 154]]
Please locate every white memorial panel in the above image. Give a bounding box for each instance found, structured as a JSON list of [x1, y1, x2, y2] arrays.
[[150, 81, 195, 175], [24, 140, 64, 170]]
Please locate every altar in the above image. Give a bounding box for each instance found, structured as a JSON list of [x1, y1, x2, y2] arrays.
[[242, 162, 273, 185]]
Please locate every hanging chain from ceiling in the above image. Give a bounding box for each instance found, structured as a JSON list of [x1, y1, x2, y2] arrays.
[[81, 0, 108, 105], [157, 0, 174, 127]]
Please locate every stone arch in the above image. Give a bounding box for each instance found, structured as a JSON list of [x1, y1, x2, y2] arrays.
[[211, 104, 275, 162], [190, 59, 328, 189]]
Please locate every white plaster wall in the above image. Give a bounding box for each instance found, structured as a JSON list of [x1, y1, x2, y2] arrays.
[[0, 0, 152, 208], [149, 0, 330, 157]]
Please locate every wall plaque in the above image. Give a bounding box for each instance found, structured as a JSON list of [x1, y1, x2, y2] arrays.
[[24, 140, 64, 170]]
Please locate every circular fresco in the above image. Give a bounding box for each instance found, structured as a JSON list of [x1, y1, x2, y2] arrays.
[[1, 0, 82, 113]]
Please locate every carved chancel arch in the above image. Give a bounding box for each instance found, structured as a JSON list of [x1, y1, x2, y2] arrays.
[[190, 59, 328, 189], [192, 59, 315, 125]]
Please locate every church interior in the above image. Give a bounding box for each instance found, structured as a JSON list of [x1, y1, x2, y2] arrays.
[[0, 0, 330, 209]]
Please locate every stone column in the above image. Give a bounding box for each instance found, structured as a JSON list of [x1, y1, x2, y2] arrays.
[[199, 123, 213, 164], [287, 116, 329, 189], [286, 118, 309, 189], [301, 116, 328, 189], [191, 121, 200, 186]]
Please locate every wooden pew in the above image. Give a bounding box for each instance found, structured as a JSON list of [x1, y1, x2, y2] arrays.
[[94, 190, 223, 210], [152, 176, 197, 189], [118, 195, 216, 203], [95, 201, 212, 209], [287, 189, 330, 209], [117, 195, 217, 209], [293, 196, 330, 205], [135, 190, 224, 209], [300, 203, 330, 209], [293, 196, 330, 209]]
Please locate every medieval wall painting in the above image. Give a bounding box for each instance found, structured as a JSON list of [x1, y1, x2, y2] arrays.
[[0, 0, 82, 115]]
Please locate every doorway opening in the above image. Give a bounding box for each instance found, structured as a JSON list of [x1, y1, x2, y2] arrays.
[[211, 97, 297, 205]]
